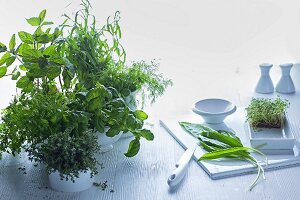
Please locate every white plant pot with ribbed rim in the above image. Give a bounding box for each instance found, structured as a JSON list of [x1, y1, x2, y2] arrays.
[[96, 127, 122, 152], [48, 169, 94, 192]]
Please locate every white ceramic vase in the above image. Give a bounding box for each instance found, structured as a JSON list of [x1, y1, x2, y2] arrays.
[[48, 170, 94, 192], [255, 63, 274, 94], [96, 127, 122, 152], [275, 63, 295, 94], [292, 63, 300, 90]]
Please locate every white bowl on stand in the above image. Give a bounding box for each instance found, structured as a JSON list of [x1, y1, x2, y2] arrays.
[[192, 98, 237, 124]]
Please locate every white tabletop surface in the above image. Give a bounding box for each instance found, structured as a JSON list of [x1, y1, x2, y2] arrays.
[[1, 0, 300, 199]]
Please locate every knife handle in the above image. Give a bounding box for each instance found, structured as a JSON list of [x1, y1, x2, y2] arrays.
[[167, 157, 190, 187]]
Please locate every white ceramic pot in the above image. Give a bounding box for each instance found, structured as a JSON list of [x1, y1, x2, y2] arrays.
[[121, 131, 135, 139], [124, 91, 138, 111], [1, 151, 26, 166], [96, 127, 122, 152], [48, 169, 94, 192]]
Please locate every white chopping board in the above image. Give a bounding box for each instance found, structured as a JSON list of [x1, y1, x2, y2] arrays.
[[160, 108, 300, 180]]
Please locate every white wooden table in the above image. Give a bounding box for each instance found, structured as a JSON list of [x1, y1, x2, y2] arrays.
[[1, 0, 300, 199]]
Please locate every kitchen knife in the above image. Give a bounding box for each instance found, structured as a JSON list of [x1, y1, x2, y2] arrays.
[[167, 145, 196, 187]]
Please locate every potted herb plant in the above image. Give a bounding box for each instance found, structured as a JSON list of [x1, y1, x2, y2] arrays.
[[0, 9, 67, 155], [0, 9, 100, 192], [29, 129, 99, 192], [245, 97, 289, 129], [61, 1, 156, 156]]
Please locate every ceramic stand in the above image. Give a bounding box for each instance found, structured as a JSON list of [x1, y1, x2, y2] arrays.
[[276, 63, 295, 94], [255, 63, 274, 94]]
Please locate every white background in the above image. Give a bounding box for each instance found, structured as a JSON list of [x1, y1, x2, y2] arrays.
[[1, 0, 300, 111]]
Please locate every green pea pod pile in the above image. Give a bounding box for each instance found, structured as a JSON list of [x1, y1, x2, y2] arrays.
[[179, 122, 268, 191]]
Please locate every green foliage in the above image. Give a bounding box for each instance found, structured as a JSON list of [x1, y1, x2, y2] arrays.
[[0, 92, 88, 154], [62, 3, 125, 90], [180, 122, 267, 191], [0, 92, 98, 179], [28, 130, 99, 182], [76, 84, 153, 157], [61, 1, 157, 157], [124, 138, 140, 157], [0, 8, 64, 94], [0, 8, 98, 177], [0, 0, 169, 161], [0, 42, 7, 53], [0, 67, 7, 78], [98, 60, 172, 105], [246, 97, 289, 129]]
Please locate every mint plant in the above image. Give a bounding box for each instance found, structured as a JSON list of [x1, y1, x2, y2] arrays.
[[0, 9, 66, 94], [0, 9, 99, 179]]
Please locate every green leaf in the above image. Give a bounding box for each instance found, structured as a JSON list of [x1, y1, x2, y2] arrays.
[[106, 127, 120, 137], [49, 54, 65, 65], [139, 129, 154, 141], [122, 88, 131, 97], [62, 69, 71, 88], [199, 147, 265, 161], [33, 27, 44, 37], [0, 66, 7, 78], [42, 21, 54, 26], [124, 138, 140, 157], [86, 87, 101, 101], [135, 110, 148, 120], [0, 52, 11, 65], [94, 117, 105, 133], [26, 17, 41, 26], [22, 49, 42, 62], [18, 31, 34, 44], [37, 34, 50, 44], [87, 97, 102, 112], [179, 122, 214, 138], [39, 9, 47, 22], [200, 131, 243, 148], [9, 34, 16, 50], [43, 45, 56, 56], [0, 42, 7, 53], [16, 76, 30, 88], [12, 71, 21, 80], [26, 64, 45, 78], [6, 56, 16, 67], [46, 65, 61, 79], [19, 65, 27, 71]]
